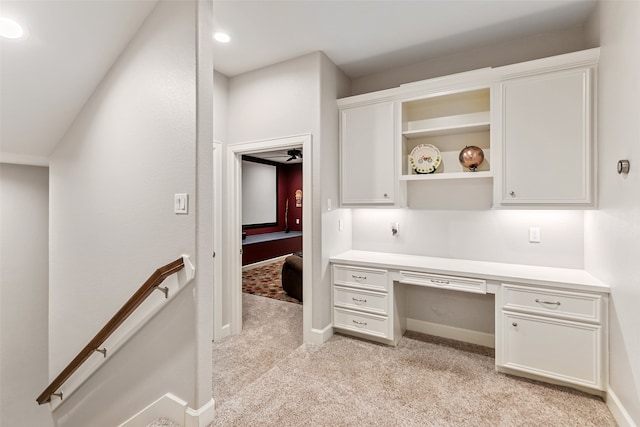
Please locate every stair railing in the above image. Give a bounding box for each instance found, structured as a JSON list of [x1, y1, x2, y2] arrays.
[[36, 257, 186, 405]]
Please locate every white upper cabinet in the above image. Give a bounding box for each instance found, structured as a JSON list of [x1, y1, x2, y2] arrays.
[[337, 48, 598, 208], [496, 50, 598, 206], [340, 101, 397, 206]]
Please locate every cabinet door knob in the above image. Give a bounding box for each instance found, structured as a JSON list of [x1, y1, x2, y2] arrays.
[[512, 322, 518, 327], [383, 193, 388, 198], [509, 191, 516, 197]]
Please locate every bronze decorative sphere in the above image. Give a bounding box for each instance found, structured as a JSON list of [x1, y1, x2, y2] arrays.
[[458, 146, 485, 171]]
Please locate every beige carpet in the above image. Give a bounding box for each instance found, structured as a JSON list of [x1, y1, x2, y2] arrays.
[[210, 293, 615, 426]]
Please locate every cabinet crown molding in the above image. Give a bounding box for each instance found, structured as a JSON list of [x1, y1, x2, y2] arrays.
[[337, 48, 600, 107]]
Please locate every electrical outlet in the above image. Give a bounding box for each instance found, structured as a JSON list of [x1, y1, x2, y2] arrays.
[[529, 227, 540, 243], [391, 222, 399, 236]]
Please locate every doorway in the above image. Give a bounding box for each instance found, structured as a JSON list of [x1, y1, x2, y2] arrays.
[[221, 134, 312, 341]]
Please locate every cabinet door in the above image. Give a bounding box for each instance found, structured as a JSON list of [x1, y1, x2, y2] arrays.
[[500, 68, 594, 205], [340, 102, 396, 205], [500, 312, 603, 389]]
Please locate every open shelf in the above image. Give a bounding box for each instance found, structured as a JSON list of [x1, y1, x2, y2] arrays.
[[403, 111, 490, 139], [400, 88, 492, 181], [400, 170, 493, 181]]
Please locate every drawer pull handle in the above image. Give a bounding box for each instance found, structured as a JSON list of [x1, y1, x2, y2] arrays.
[[430, 279, 450, 285], [352, 274, 367, 281], [352, 320, 368, 327], [512, 322, 518, 327], [535, 298, 561, 306], [352, 297, 367, 304]]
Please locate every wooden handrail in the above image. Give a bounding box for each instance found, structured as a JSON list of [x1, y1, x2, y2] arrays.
[[36, 257, 185, 405]]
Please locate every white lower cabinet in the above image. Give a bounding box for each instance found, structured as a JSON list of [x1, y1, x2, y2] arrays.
[[497, 283, 607, 391], [332, 264, 404, 345], [330, 254, 609, 395]]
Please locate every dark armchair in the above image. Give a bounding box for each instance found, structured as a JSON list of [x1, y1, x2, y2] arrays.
[[281, 254, 302, 302]]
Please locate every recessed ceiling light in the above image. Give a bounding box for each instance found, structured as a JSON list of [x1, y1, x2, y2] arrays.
[[213, 32, 231, 43], [0, 17, 25, 39]]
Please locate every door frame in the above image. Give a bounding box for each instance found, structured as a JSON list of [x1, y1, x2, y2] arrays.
[[223, 134, 312, 340], [212, 141, 224, 341]]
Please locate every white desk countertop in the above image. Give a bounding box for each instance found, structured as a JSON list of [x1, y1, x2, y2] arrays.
[[330, 250, 609, 293]]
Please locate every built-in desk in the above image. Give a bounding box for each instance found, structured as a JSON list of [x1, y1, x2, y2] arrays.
[[330, 250, 609, 395]]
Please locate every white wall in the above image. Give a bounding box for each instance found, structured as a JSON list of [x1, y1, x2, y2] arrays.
[[0, 164, 53, 427], [227, 53, 320, 144], [195, 0, 215, 408], [214, 71, 228, 143], [213, 71, 230, 332], [352, 25, 593, 95], [352, 209, 585, 268], [48, 1, 198, 425], [319, 53, 352, 328], [584, 1, 640, 424], [226, 52, 352, 334]]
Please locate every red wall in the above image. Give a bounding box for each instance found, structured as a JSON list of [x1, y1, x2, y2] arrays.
[[242, 236, 302, 265], [244, 162, 303, 235]]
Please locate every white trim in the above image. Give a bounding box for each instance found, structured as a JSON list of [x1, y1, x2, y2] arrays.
[[118, 393, 215, 427], [494, 47, 599, 80], [224, 134, 313, 342], [0, 151, 49, 166], [185, 398, 215, 427], [310, 323, 334, 344], [212, 142, 225, 341], [216, 323, 230, 341], [51, 256, 196, 411], [406, 318, 495, 348], [606, 388, 637, 427], [118, 393, 187, 427]]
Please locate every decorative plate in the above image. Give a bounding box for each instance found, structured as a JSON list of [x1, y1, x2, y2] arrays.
[[409, 144, 441, 174]]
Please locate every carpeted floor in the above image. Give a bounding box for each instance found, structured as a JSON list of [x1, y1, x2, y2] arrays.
[[242, 257, 301, 304], [210, 293, 616, 427]]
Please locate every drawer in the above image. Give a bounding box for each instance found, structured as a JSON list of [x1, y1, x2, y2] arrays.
[[502, 284, 602, 323], [398, 270, 486, 294], [333, 308, 390, 339], [334, 286, 388, 315], [333, 265, 389, 292]]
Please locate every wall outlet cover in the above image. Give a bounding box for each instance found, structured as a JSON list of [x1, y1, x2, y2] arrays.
[[529, 227, 540, 243]]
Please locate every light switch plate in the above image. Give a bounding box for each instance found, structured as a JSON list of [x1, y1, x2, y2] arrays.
[[175, 193, 188, 214]]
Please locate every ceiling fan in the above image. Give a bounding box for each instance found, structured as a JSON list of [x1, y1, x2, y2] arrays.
[[286, 149, 302, 161]]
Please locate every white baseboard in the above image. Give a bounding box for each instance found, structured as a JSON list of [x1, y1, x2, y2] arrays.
[[214, 323, 230, 341], [309, 324, 333, 344], [118, 393, 187, 427], [118, 393, 215, 427], [406, 318, 495, 348], [185, 398, 215, 427], [606, 387, 637, 427]]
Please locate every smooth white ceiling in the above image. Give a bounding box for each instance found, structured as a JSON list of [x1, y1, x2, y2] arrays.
[[0, 0, 157, 165], [0, 0, 596, 164], [212, 0, 597, 78]]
